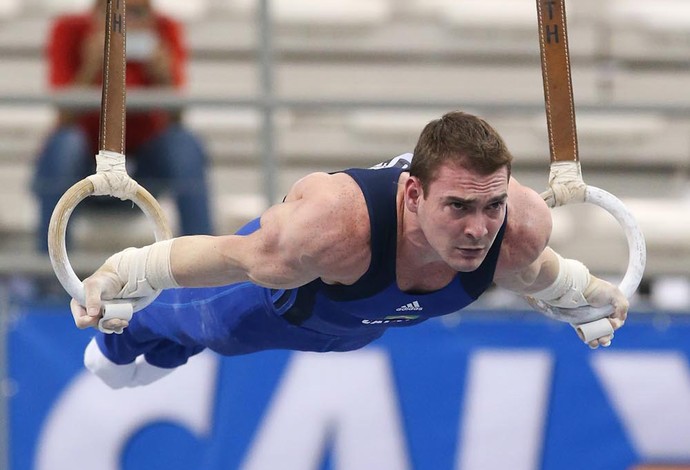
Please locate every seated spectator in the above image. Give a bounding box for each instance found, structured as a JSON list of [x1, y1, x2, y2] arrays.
[[33, 0, 213, 252]]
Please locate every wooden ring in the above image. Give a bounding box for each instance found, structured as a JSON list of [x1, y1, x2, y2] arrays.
[[528, 185, 647, 324], [47, 177, 172, 311]]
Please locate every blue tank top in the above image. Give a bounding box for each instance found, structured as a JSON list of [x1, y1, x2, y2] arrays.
[[270, 166, 507, 338], [100, 163, 508, 366]]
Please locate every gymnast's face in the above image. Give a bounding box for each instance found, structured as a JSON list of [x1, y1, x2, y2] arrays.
[[406, 162, 509, 272]]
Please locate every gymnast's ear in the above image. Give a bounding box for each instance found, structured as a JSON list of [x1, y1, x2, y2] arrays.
[[404, 176, 423, 213]]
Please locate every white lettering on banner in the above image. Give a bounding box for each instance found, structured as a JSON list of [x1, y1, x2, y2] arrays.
[[32, 346, 690, 468], [35, 352, 218, 470], [241, 350, 411, 470], [457, 350, 554, 470], [591, 352, 690, 460]]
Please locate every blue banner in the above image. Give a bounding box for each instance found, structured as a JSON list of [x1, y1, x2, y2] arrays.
[[8, 305, 690, 470]]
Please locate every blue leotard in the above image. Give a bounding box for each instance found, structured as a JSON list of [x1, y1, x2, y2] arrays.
[[97, 165, 506, 368]]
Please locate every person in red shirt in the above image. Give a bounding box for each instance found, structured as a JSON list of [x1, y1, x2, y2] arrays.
[[32, 0, 213, 252]]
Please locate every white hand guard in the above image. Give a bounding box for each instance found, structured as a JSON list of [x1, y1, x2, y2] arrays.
[[93, 239, 179, 334], [103, 239, 179, 300], [99, 302, 133, 334], [530, 253, 590, 308], [530, 253, 615, 346]]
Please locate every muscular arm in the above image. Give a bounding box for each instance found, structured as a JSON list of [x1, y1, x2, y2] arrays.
[[75, 172, 370, 324], [494, 178, 628, 348], [171, 173, 367, 288], [495, 245, 562, 295], [168, 207, 323, 289], [493, 177, 556, 293]]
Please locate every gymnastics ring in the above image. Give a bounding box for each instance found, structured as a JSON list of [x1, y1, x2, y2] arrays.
[[47, 177, 173, 312], [527, 185, 647, 325], [531, 0, 646, 343]]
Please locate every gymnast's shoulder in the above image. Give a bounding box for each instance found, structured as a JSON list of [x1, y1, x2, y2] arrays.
[[496, 177, 553, 275], [252, 171, 371, 285]]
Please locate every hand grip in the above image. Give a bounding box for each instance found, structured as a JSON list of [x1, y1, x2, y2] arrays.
[[47, 177, 172, 313], [527, 185, 646, 325]]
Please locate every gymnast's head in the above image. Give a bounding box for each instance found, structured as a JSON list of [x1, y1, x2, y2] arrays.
[[410, 111, 513, 195]]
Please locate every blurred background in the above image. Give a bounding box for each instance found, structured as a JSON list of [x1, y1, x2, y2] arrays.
[[1, 1, 690, 469]]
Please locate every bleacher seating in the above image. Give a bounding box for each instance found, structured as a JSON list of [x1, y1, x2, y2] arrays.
[[151, 0, 210, 22], [437, 0, 544, 29], [0, 0, 688, 299], [0, 0, 20, 19], [35, 0, 92, 15], [227, 0, 392, 28], [33, 0, 211, 21], [549, 197, 690, 277], [609, 0, 690, 61], [612, 0, 690, 31]]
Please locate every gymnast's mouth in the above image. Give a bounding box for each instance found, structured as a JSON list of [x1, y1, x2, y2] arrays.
[[455, 247, 485, 256]]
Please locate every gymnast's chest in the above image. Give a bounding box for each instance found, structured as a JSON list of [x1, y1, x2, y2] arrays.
[[318, 277, 475, 325]]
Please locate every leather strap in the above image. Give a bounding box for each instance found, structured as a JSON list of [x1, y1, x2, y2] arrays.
[[99, 0, 127, 154], [536, 0, 578, 163]]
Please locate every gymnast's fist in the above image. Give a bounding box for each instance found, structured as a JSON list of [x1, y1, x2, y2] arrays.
[[70, 248, 137, 331], [70, 240, 177, 331], [580, 275, 629, 348]]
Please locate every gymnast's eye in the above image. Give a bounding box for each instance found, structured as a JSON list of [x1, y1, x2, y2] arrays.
[[487, 201, 505, 211], [450, 202, 468, 211]]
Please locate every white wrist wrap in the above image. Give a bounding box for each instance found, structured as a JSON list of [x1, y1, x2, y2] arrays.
[[541, 161, 586, 207], [531, 253, 591, 308], [106, 239, 179, 299]]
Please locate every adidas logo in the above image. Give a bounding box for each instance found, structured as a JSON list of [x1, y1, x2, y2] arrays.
[[396, 301, 423, 312]]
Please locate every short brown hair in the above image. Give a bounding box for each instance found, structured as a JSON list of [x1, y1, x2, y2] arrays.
[[410, 111, 513, 193]]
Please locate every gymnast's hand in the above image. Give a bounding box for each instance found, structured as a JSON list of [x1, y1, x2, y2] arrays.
[[581, 275, 629, 349], [515, 249, 630, 349], [70, 250, 133, 330], [70, 241, 178, 330]]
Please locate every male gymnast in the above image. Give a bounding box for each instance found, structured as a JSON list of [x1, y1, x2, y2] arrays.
[[70, 111, 628, 388]]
